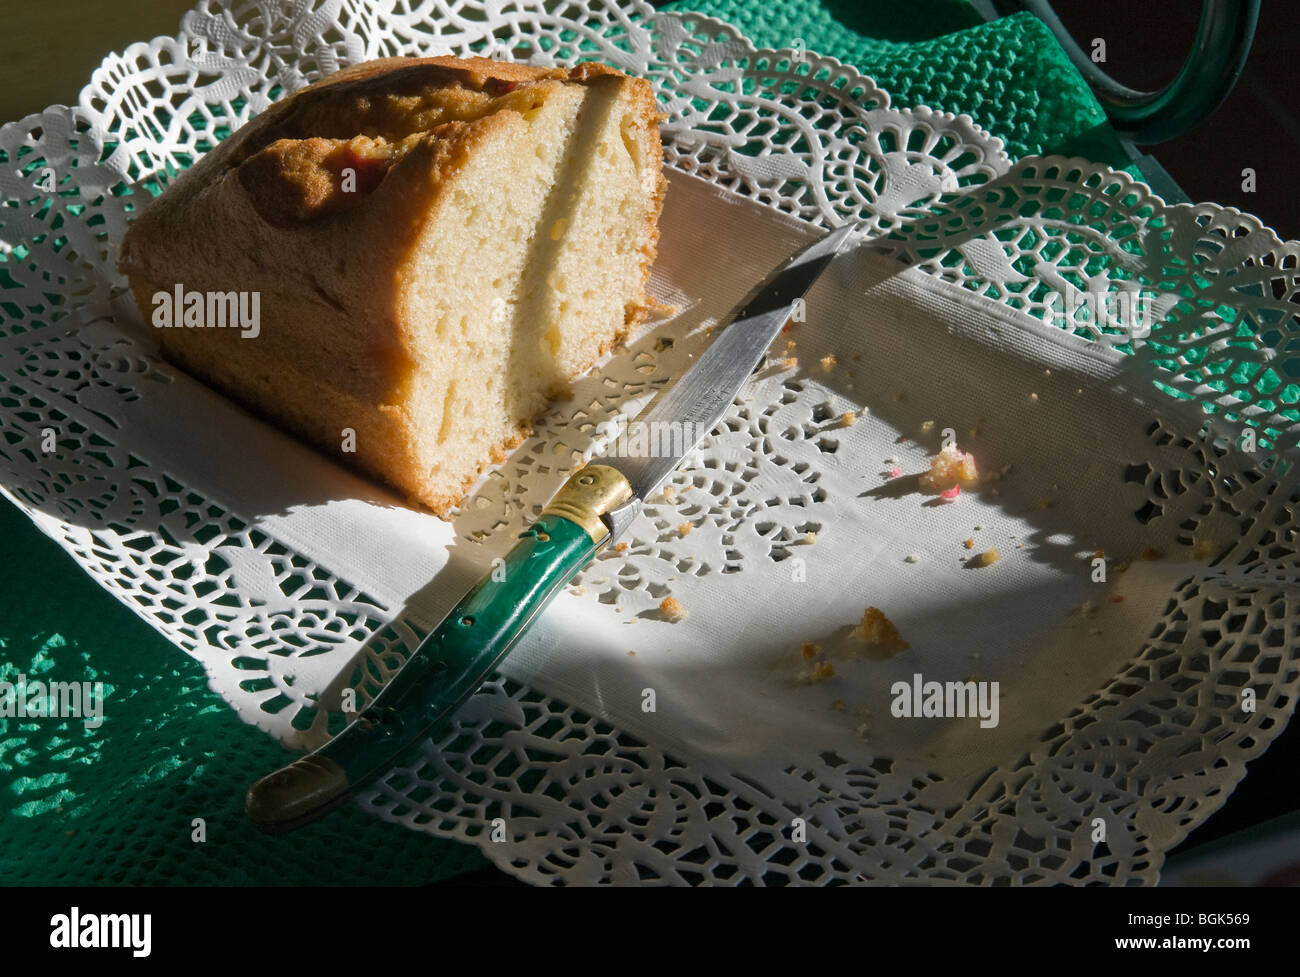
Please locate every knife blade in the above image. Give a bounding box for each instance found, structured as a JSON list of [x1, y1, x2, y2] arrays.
[[245, 221, 859, 832]]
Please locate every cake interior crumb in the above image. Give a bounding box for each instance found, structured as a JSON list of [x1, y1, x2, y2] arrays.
[[659, 595, 687, 622], [919, 442, 979, 492], [850, 606, 909, 652]]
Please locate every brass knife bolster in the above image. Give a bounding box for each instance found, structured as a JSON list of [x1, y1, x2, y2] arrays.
[[540, 464, 634, 544]]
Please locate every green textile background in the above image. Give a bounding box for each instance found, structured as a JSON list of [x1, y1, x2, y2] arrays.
[[660, 1, 1131, 168], [0, 515, 487, 884], [0, 1, 1124, 884]]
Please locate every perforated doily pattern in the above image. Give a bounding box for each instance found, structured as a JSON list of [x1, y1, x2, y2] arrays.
[[880, 158, 1300, 455], [1, 0, 1297, 885]]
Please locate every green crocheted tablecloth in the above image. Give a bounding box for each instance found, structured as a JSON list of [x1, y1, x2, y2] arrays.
[[661, 0, 1129, 167], [0, 1, 1123, 885]]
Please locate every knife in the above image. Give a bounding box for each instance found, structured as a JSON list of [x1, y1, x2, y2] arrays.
[[245, 222, 858, 832]]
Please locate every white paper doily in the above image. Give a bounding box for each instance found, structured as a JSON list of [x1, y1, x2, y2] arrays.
[[0, 0, 1297, 885]]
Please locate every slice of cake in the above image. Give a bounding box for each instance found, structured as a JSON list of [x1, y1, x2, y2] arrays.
[[118, 56, 666, 513]]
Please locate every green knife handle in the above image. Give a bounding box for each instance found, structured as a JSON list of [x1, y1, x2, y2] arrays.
[[246, 465, 633, 833]]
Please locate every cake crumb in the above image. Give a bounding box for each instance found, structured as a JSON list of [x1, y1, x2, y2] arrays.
[[800, 641, 821, 661], [804, 532, 817, 545], [677, 522, 693, 537], [904, 554, 920, 564], [659, 595, 687, 622], [1030, 392, 1039, 402], [785, 339, 797, 352], [1139, 546, 1162, 560], [920, 419, 935, 434], [974, 548, 1001, 567], [781, 356, 799, 370], [627, 650, 636, 656], [919, 442, 980, 492], [614, 542, 628, 553], [820, 353, 837, 372], [811, 661, 834, 682], [851, 607, 910, 652], [831, 699, 846, 712], [963, 538, 975, 549], [1192, 539, 1217, 559], [663, 485, 676, 502], [840, 410, 858, 427]]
